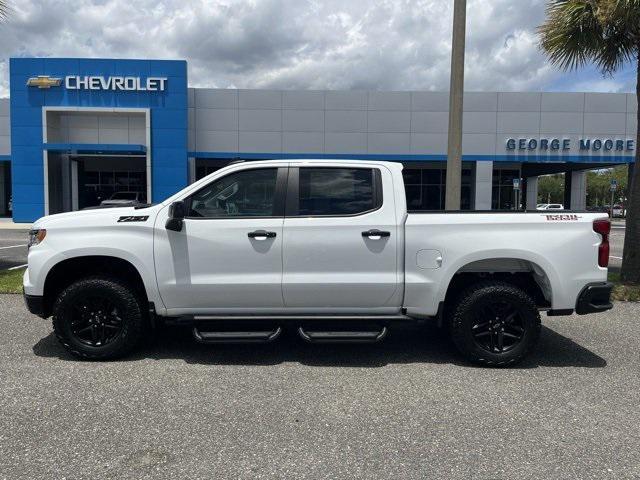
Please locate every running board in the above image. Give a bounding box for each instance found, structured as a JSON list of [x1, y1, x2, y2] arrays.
[[192, 315, 410, 322], [193, 326, 282, 344], [298, 326, 388, 343]]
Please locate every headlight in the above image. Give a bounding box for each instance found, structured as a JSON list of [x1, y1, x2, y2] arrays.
[[28, 229, 46, 249]]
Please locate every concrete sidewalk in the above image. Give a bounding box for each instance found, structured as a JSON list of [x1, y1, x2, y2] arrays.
[[611, 219, 626, 228], [0, 218, 31, 230]]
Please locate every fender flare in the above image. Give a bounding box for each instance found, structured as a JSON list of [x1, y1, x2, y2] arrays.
[[435, 248, 562, 307], [39, 247, 164, 310]]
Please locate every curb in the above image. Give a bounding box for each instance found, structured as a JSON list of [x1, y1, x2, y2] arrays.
[[0, 223, 32, 230]]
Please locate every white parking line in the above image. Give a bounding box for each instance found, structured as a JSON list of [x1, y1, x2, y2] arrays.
[[609, 256, 623, 260], [0, 244, 26, 250], [7, 264, 27, 270]]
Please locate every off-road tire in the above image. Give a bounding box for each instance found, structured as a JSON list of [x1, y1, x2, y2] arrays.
[[449, 281, 541, 367], [52, 277, 145, 360]]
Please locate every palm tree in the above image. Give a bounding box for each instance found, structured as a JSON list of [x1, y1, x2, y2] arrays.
[[539, 0, 640, 283], [0, 1, 7, 20]]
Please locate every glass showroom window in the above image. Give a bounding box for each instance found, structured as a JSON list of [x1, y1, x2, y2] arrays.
[[196, 164, 219, 180], [195, 159, 249, 181], [492, 169, 521, 210], [403, 167, 471, 211]]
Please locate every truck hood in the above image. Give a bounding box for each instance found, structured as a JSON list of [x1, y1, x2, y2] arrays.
[[32, 205, 161, 229]]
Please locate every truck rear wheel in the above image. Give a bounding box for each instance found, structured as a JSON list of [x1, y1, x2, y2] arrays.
[[448, 281, 541, 367], [52, 277, 145, 360]]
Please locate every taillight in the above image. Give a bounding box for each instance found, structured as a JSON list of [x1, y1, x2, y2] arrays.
[[593, 219, 611, 268]]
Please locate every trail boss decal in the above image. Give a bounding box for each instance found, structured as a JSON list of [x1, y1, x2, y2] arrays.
[[544, 214, 581, 221], [117, 216, 149, 223]]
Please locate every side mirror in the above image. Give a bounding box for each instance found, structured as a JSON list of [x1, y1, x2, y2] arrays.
[[165, 201, 185, 232]]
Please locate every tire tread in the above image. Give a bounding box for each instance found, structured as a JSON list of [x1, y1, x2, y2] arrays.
[[449, 280, 541, 367], [52, 276, 144, 360]]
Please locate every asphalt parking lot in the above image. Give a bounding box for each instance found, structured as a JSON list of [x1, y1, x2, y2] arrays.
[[1, 295, 639, 479], [0, 229, 28, 271]]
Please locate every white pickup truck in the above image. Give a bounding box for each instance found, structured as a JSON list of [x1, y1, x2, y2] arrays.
[[23, 160, 613, 366]]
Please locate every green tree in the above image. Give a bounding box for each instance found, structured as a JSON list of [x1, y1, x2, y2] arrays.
[[539, 0, 640, 283], [538, 174, 565, 204], [586, 166, 628, 206]]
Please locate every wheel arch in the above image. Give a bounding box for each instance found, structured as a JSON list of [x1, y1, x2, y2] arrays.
[[41, 254, 154, 318], [438, 250, 561, 310]]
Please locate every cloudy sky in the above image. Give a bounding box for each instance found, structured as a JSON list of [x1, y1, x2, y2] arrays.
[[0, 0, 636, 98]]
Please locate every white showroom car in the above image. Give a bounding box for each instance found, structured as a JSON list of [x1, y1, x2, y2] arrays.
[[537, 203, 565, 211], [100, 191, 145, 207]]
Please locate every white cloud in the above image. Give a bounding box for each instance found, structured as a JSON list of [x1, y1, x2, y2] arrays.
[[0, 0, 635, 98], [572, 78, 626, 93]]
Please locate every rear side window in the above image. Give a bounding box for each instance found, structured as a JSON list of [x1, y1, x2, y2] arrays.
[[295, 167, 380, 216]]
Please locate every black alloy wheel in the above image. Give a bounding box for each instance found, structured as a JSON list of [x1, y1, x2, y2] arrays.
[[449, 281, 541, 367], [52, 277, 145, 360], [69, 295, 124, 347], [470, 300, 526, 354]]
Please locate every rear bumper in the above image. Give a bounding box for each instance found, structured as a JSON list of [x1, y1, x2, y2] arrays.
[[575, 282, 613, 315], [23, 291, 46, 318]]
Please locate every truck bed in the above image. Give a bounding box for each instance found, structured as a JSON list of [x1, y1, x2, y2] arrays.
[[402, 211, 608, 317]]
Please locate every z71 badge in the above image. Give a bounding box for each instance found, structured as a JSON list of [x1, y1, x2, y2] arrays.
[[117, 216, 149, 223], [544, 214, 581, 221]]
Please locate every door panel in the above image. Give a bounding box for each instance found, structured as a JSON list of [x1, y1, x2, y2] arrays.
[[282, 166, 399, 309], [155, 217, 284, 311], [154, 166, 286, 313]]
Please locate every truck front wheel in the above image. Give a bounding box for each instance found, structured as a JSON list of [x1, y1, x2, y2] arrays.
[[52, 277, 145, 360], [448, 281, 541, 367]]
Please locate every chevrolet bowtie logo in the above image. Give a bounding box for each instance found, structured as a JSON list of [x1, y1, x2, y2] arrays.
[[26, 76, 62, 89]]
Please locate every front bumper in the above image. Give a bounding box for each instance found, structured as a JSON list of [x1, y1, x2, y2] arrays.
[[575, 282, 613, 315], [23, 291, 46, 318]]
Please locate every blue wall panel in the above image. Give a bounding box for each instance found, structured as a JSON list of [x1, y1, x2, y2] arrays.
[[9, 57, 188, 222]]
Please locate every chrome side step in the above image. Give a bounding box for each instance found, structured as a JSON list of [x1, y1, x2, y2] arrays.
[[298, 326, 388, 343], [193, 325, 282, 344]]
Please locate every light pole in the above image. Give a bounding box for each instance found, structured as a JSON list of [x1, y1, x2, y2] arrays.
[[444, 0, 467, 210]]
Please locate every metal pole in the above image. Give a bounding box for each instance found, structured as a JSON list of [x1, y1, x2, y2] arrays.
[[610, 189, 615, 218], [445, 0, 467, 210]]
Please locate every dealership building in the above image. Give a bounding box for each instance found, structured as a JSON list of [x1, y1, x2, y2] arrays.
[[0, 57, 636, 222]]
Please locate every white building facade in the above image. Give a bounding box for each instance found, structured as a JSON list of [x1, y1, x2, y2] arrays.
[[1, 57, 636, 222]]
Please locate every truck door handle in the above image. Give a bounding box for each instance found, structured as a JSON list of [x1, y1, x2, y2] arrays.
[[248, 230, 277, 239], [362, 229, 390, 239]]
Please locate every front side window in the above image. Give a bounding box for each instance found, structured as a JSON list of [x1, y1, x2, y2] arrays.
[[186, 168, 278, 218], [297, 168, 376, 216]]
